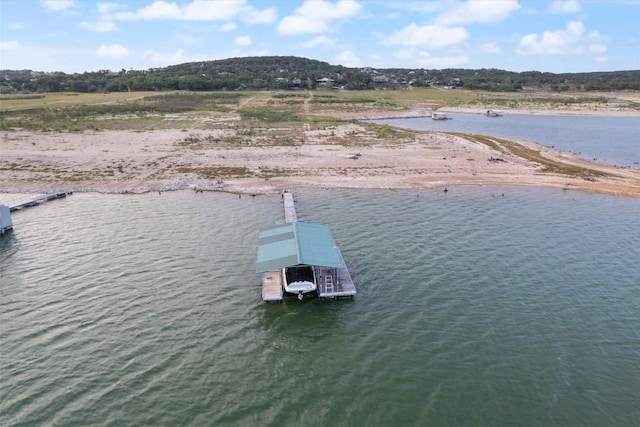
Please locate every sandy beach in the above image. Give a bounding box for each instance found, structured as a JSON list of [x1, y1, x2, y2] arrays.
[[2, 104, 640, 198]]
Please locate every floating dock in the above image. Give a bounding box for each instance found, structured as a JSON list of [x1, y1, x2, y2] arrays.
[[9, 191, 72, 212], [258, 191, 356, 301]]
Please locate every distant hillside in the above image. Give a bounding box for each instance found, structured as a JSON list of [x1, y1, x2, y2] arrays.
[[2, 56, 639, 94]]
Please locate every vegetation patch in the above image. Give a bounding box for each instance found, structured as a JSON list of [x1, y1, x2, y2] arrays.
[[143, 92, 244, 108], [453, 132, 614, 179], [175, 166, 250, 179], [256, 167, 299, 179], [238, 106, 302, 122]]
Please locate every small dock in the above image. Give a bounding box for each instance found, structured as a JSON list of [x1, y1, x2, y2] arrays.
[[9, 191, 72, 212], [259, 191, 356, 301]]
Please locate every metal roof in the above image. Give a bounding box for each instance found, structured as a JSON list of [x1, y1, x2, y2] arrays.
[[256, 222, 344, 273]]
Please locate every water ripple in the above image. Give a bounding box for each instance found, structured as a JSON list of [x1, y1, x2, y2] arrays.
[[1, 189, 639, 426]]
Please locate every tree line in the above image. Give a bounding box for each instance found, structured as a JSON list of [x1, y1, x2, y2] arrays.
[[2, 56, 639, 94]]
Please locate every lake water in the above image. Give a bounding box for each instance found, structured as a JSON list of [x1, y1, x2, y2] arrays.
[[1, 188, 639, 426], [371, 114, 640, 168]]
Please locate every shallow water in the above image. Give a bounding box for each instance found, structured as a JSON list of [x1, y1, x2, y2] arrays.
[[1, 188, 639, 426], [372, 114, 640, 168]]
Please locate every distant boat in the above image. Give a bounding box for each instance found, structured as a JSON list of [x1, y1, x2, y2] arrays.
[[430, 112, 452, 120], [486, 109, 504, 117]]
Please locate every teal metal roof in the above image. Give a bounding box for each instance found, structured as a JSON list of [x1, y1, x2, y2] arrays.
[[256, 222, 344, 273]]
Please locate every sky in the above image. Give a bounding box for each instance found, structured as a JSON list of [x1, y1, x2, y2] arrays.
[[1, 0, 639, 74]]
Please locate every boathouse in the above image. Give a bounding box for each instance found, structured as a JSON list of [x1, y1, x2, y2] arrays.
[[1, 204, 12, 235], [256, 221, 356, 301]]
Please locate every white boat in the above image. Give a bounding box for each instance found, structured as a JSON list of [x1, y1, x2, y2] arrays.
[[430, 112, 451, 120], [486, 109, 503, 117], [283, 266, 317, 298]]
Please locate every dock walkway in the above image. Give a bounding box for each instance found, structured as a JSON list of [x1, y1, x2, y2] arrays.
[[282, 191, 297, 223], [9, 191, 72, 212]]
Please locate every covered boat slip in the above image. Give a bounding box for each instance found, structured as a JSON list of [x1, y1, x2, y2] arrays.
[[257, 221, 356, 301]]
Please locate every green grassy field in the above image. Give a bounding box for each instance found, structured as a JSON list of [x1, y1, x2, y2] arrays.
[[1, 88, 638, 132]]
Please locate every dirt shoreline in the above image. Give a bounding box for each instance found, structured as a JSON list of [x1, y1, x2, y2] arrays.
[[1, 108, 639, 198]]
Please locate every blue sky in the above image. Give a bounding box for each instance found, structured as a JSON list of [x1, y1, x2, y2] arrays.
[[1, 0, 638, 73]]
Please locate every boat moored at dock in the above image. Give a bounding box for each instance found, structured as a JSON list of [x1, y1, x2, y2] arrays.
[[283, 266, 317, 297], [257, 192, 356, 301]]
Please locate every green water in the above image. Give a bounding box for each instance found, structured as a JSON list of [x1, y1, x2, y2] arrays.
[[1, 188, 639, 426]]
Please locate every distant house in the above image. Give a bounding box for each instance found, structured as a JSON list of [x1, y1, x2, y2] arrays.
[[316, 77, 333, 85], [373, 75, 389, 83]]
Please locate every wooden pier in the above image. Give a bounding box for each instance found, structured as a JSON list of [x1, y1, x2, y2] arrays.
[[9, 191, 72, 212], [282, 191, 297, 223], [260, 191, 357, 301]]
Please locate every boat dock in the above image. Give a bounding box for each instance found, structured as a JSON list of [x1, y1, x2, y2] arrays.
[[9, 191, 72, 212], [259, 191, 357, 301]]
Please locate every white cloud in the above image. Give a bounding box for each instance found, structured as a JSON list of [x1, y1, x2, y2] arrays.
[[96, 44, 129, 58], [41, 0, 75, 12], [479, 42, 502, 54], [219, 22, 237, 32], [278, 15, 327, 35], [588, 30, 607, 43], [79, 3, 126, 33], [235, 35, 252, 46], [595, 56, 607, 64], [97, 2, 121, 15], [517, 20, 585, 55], [242, 7, 277, 24], [80, 20, 118, 32], [436, 0, 520, 25], [548, 0, 581, 14], [397, 49, 470, 67], [303, 36, 338, 49], [334, 50, 359, 67], [296, 0, 362, 20], [401, 2, 444, 14], [114, 0, 273, 23], [0, 40, 20, 51], [277, 0, 362, 35], [383, 23, 468, 49]]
